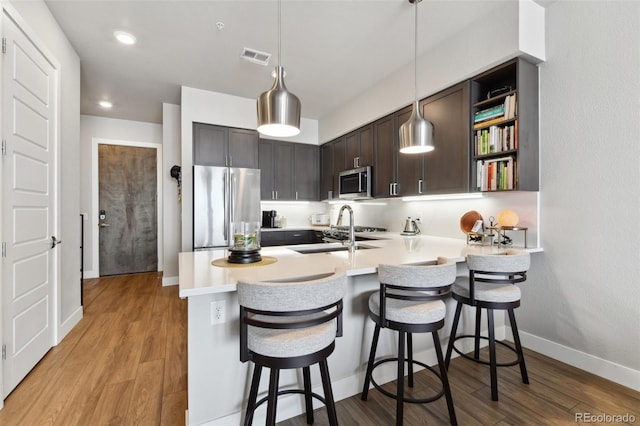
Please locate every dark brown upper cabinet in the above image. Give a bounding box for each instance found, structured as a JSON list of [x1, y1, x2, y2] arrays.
[[193, 122, 258, 169]]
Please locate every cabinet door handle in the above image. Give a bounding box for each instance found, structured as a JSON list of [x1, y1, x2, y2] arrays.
[[275, 190, 278, 200], [418, 179, 424, 194], [389, 183, 393, 196], [228, 155, 232, 167], [354, 157, 360, 168], [394, 183, 399, 196], [295, 191, 299, 200]]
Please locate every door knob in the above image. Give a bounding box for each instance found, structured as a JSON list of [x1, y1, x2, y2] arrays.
[[50, 236, 62, 249], [99, 222, 110, 228]]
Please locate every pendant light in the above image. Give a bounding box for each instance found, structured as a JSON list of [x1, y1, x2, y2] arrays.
[[257, 0, 301, 137], [399, 0, 434, 154]]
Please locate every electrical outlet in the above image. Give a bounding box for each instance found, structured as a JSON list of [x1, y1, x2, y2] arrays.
[[210, 301, 226, 324]]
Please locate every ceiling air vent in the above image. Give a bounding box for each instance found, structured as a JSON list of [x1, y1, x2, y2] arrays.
[[241, 47, 271, 66]]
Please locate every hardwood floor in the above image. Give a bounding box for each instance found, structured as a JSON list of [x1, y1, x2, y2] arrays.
[[0, 272, 187, 425], [280, 342, 640, 426], [1, 273, 638, 425]]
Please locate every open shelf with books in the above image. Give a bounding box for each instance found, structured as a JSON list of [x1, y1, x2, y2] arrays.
[[470, 58, 539, 192]]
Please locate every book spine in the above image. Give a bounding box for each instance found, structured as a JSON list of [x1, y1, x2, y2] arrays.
[[476, 155, 517, 192], [473, 116, 506, 129], [474, 105, 505, 123]]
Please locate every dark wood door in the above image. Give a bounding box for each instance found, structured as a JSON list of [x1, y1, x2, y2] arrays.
[[396, 105, 425, 196], [373, 113, 396, 197], [421, 81, 470, 194], [345, 131, 359, 169], [331, 138, 346, 195], [320, 143, 333, 200], [294, 144, 319, 200], [345, 125, 374, 169], [259, 140, 275, 200], [98, 144, 157, 276], [228, 128, 259, 168], [274, 142, 294, 200], [193, 122, 227, 166], [359, 124, 374, 167]]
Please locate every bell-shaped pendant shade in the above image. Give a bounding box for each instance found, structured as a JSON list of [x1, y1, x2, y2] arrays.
[[257, 65, 301, 137], [399, 100, 434, 154]]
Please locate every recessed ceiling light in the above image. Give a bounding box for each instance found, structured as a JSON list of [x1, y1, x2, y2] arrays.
[[99, 100, 113, 109], [114, 30, 136, 45]]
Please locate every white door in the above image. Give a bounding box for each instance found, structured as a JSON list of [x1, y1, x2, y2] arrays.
[[1, 10, 58, 396]]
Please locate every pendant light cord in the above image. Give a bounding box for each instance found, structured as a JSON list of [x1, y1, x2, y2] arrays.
[[278, 0, 282, 68], [413, 0, 418, 105]]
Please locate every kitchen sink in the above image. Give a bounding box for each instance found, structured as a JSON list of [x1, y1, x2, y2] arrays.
[[292, 243, 376, 254]]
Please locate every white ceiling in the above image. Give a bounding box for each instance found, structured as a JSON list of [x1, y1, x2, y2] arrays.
[[44, 0, 536, 124]]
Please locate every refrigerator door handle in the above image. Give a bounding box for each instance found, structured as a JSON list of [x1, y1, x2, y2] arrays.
[[223, 170, 229, 244], [228, 169, 235, 243]]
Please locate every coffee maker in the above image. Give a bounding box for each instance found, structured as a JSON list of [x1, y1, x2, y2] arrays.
[[262, 210, 277, 228]]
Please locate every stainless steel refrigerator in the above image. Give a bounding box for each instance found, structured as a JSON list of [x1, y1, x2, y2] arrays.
[[193, 165, 261, 250]]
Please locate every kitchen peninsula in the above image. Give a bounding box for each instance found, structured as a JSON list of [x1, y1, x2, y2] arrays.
[[179, 233, 541, 425]]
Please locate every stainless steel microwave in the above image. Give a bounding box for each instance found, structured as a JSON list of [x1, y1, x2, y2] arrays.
[[339, 166, 372, 199]]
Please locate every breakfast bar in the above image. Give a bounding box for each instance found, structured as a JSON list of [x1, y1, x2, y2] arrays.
[[179, 233, 540, 425]]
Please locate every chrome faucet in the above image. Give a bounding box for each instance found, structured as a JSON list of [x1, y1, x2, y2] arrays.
[[336, 205, 355, 250]]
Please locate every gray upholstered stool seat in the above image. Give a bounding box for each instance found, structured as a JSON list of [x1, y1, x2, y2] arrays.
[[452, 279, 521, 303], [445, 249, 530, 402], [361, 258, 457, 426], [368, 294, 446, 324], [238, 271, 346, 426], [247, 313, 337, 358]]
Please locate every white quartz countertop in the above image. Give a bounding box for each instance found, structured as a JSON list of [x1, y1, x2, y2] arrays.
[[179, 233, 542, 298]]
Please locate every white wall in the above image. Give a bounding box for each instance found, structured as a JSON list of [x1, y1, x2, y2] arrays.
[[319, 0, 545, 143], [5, 0, 82, 339], [518, 0, 640, 389], [162, 104, 181, 285], [79, 115, 162, 277]]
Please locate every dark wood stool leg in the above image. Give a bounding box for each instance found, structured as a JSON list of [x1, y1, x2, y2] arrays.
[[319, 359, 338, 426], [445, 301, 463, 369], [244, 364, 262, 426], [487, 309, 498, 401], [433, 331, 457, 426], [396, 331, 405, 426], [361, 324, 381, 400], [266, 368, 280, 425], [508, 308, 529, 384], [303, 366, 314, 424], [474, 306, 482, 359], [407, 333, 414, 388]]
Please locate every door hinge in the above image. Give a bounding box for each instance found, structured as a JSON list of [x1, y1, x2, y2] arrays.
[[1, 242, 5, 258], [2, 344, 6, 361], [2, 38, 6, 54]]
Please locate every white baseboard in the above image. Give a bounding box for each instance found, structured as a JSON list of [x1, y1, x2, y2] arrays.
[[162, 275, 179, 286], [83, 269, 98, 279], [57, 306, 83, 345], [516, 329, 640, 392]]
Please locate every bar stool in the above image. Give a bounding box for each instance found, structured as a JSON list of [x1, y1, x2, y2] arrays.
[[237, 271, 345, 426], [444, 249, 530, 401], [361, 258, 457, 426]]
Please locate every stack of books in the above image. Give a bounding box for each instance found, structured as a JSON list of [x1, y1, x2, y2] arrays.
[[476, 156, 516, 191], [475, 123, 517, 155], [473, 93, 517, 129]]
